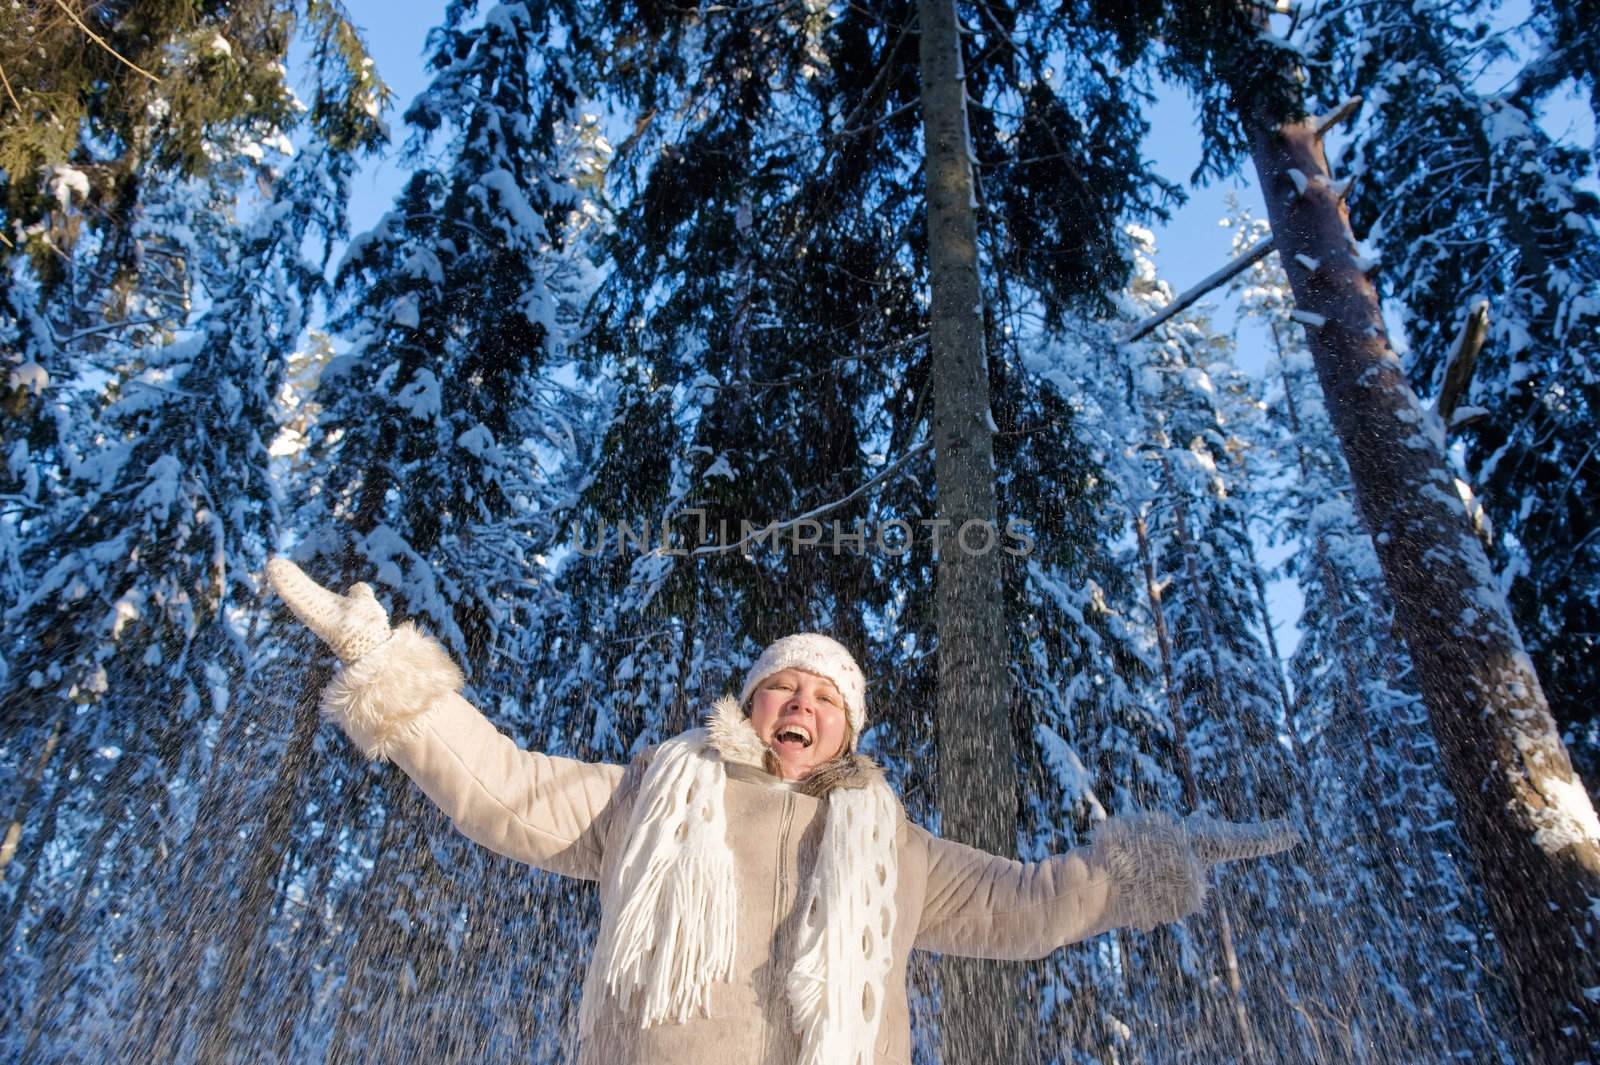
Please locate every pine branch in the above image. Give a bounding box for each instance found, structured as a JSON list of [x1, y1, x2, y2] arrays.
[[0, 57, 19, 112], [743, 331, 929, 390], [53, 0, 162, 84], [1503, 43, 1586, 106], [52, 315, 170, 345], [1122, 237, 1276, 343], [687, 439, 931, 556]]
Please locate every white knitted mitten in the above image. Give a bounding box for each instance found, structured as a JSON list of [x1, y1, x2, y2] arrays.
[[1183, 813, 1302, 866], [266, 557, 392, 664], [1093, 811, 1302, 931]]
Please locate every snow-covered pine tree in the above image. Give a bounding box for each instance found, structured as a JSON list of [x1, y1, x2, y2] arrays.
[[0, 10, 383, 1051], [1089, 2, 1600, 1053], [1228, 207, 1512, 1061], [282, 3, 608, 1058], [0, 2, 389, 664], [1111, 226, 1311, 1063], [1300, 0, 1600, 801], [1, 146, 381, 1065], [559, 5, 1182, 1056], [561, 0, 1177, 727], [0, 0, 373, 279], [0, 0, 383, 811], [1018, 305, 1195, 1062]]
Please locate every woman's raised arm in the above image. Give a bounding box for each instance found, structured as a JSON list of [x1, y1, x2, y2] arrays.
[[266, 558, 624, 882]]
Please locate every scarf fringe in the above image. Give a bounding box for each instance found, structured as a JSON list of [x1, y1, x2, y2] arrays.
[[580, 732, 738, 1032]]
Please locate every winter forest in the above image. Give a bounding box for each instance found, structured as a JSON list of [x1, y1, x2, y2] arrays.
[[2, 0, 1598, 1062]]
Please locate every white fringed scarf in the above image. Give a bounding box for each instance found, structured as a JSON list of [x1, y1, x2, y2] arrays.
[[578, 700, 901, 1065]]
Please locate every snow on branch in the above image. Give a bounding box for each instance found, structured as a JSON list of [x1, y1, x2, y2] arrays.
[[1312, 96, 1362, 138], [687, 439, 933, 557], [1122, 237, 1275, 344]]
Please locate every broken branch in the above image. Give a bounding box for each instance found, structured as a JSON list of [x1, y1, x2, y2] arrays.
[[1435, 299, 1489, 427], [1122, 237, 1276, 344], [1313, 96, 1361, 138]]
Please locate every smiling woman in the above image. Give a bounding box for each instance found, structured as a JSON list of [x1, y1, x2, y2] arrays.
[[746, 651, 857, 781], [265, 557, 1301, 1065]]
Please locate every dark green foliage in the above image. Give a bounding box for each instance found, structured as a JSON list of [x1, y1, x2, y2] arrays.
[[0, 0, 386, 287], [561, 0, 1179, 705], [1081, 0, 1305, 182]]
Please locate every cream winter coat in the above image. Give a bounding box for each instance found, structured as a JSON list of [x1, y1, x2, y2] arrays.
[[325, 624, 1213, 1065]]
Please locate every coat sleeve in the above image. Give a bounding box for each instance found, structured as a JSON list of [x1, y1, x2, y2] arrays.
[[319, 621, 625, 882], [910, 812, 1208, 960]]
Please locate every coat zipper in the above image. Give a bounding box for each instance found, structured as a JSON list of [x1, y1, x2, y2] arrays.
[[761, 791, 797, 1064]]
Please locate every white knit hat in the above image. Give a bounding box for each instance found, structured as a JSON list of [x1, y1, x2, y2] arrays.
[[738, 633, 868, 740]]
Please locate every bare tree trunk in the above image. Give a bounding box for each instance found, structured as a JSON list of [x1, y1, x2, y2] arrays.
[[0, 713, 65, 879], [1245, 107, 1600, 1061], [916, 1, 1030, 1060], [1132, 511, 1257, 1061]]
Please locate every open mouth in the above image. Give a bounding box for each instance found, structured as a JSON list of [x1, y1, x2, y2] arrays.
[[772, 724, 813, 751]]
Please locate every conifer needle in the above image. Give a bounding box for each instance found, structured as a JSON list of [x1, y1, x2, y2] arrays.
[[54, 0, 162, 84]]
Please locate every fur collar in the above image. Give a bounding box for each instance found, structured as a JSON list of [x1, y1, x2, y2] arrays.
[[704, 695, 886, 798]]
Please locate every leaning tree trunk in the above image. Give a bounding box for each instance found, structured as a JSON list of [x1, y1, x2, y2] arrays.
[[916, 1, 1032, 1061], [1244, 105, 1600, 1061]]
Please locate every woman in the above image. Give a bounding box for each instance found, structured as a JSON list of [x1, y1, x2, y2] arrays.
[[267, 558, 1297, 1065]]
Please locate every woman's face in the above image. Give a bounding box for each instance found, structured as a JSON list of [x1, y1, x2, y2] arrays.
[[748, 668, 851, 781]]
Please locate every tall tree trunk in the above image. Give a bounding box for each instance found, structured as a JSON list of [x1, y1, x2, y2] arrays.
[[916, 1, 1030, 1061], [1245, 106, 1600, 1060], [0, 713, 64, 879], [1132, 510, 1257, 1061]]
